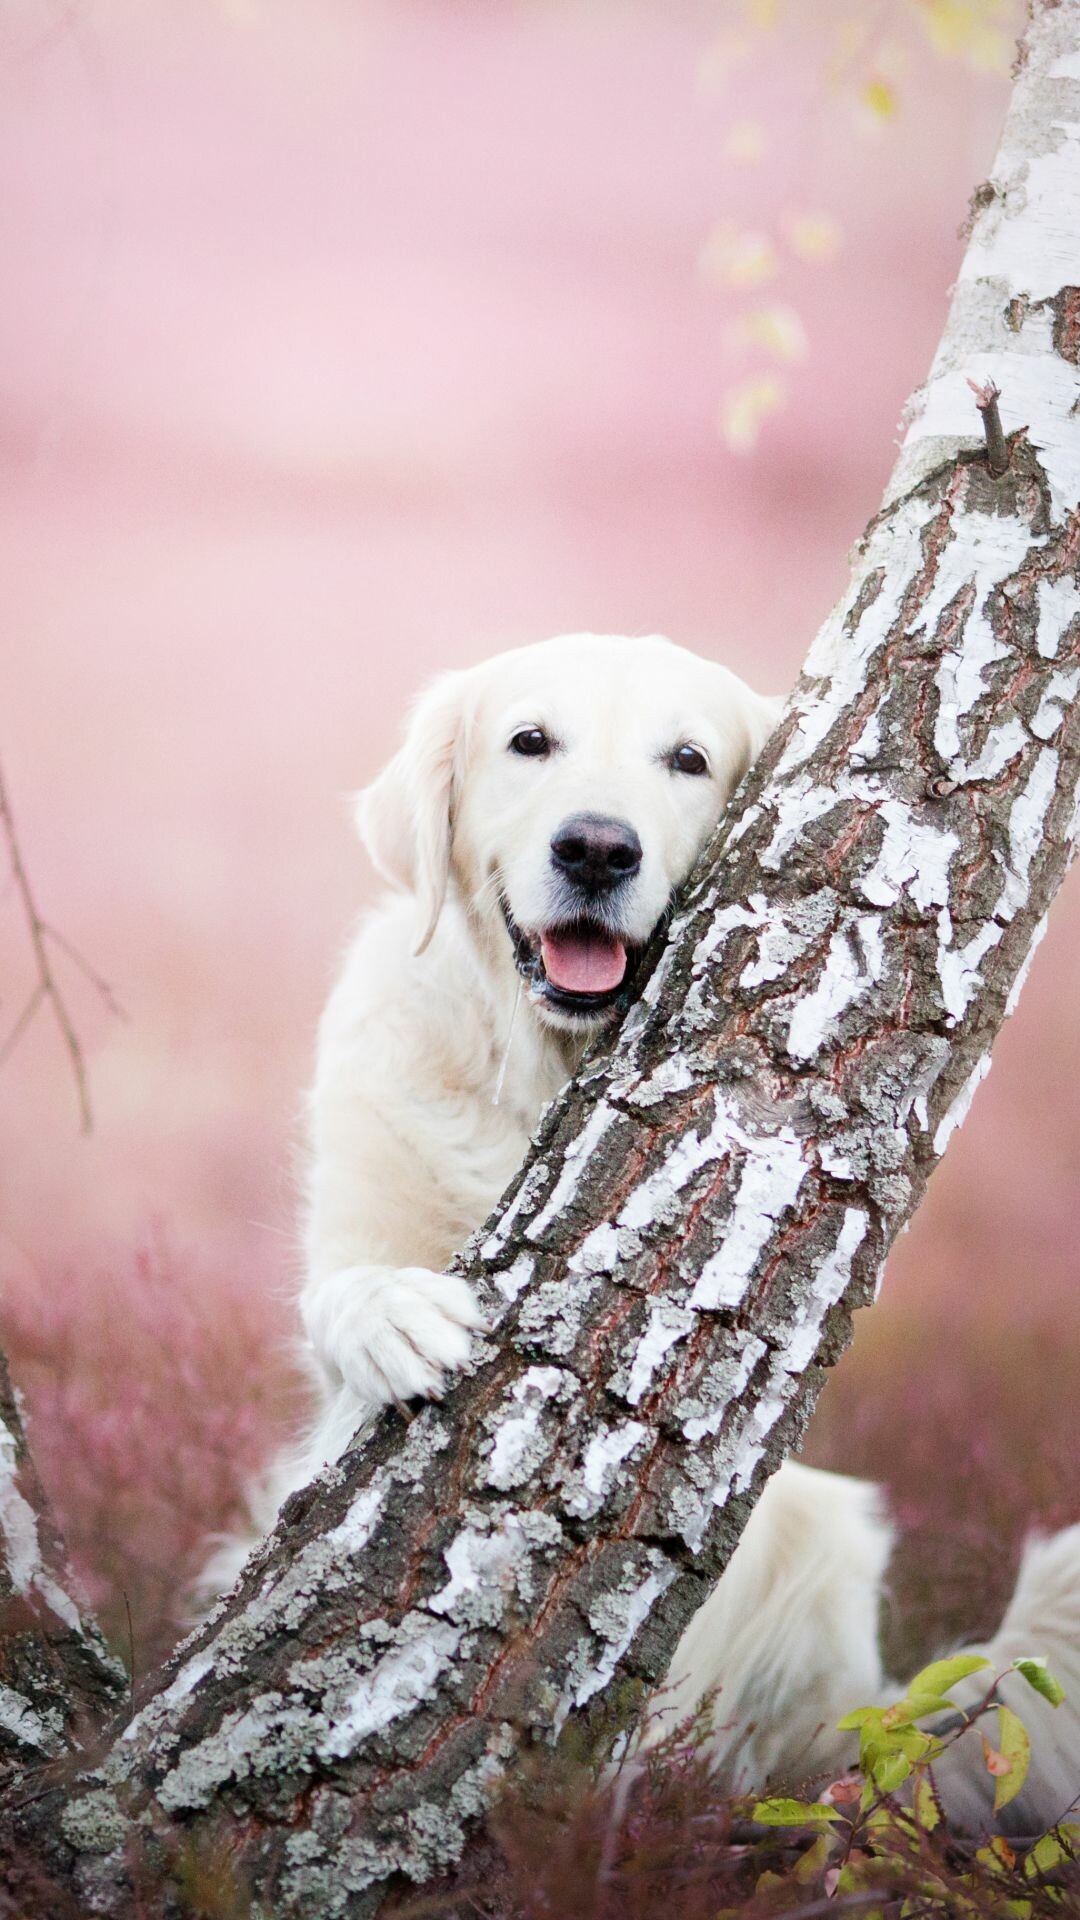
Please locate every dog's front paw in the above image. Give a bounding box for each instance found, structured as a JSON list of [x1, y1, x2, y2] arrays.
[[301, 1266, 487, 1409]]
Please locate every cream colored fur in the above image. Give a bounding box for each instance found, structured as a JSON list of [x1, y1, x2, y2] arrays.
[[202, 632, 1080, 1835]]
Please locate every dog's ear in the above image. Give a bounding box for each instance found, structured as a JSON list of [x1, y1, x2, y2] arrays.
[[354, 670, 468, 955], [735, 687, 785, 781]]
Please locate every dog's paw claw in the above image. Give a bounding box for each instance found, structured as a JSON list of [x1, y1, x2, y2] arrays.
[[304, 1266, 483, 1411]]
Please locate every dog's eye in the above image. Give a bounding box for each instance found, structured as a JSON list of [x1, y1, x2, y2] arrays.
[[670, 743, 709, 776], [509, 727, 552, 759]]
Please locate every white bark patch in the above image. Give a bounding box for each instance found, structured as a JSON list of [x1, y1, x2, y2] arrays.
[[999, 746, 1060, 920], [779, 496, 939, 774], [492, 1252, 538, 1303], [777, 1209, 869, 1374], [617, 1106, 731, 1232], [324, 1482, 385, 1558], [481, 1160, 551, 1261], [570, 1558, 676, 1715], [1032, 668, 1080, 740], [120, 1650, 214, 1747], [623, 1301, 697, 1405], [699, 1374, 794, 1530], [739, 891, 836, 988], [914, 351, 1080, 521], [910, 508, 1031, 767], [568, 1220, 641, 1279], [962, 110, 1080, 307], [0, 1682, 61, 1756], [959, 716, 1030, 783], [937, 911, 1003, 1025], [1005, 911, 1048, 1018], [562, 1420, 649, 1520], [680, 1333, 768, 1443], [527, 1102, 619, 1239], [429, 1524, 524, 1623], [760, 774, 846, 871], [690, 896, 769, 971], [629, 1055, 695, 1106], [858, 800, 959, 911], [319, 1619, 464, 1761], [0, 1424, 81, 1634], [1035, 576, 1080, 660], [482, 1366, 571, 1491], [892, 2, 1080, 516], [786, 915, 884, 1063], [691, 1127, 807, 1310], [851, 712, 881, 763], [934, 1054, 993, 1155]]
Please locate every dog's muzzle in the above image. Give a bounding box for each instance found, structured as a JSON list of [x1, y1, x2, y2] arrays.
[[499, 895, 649, 1019]]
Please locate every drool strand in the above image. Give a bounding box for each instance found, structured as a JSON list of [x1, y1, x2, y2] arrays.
[[492, 981, 523, 1108]]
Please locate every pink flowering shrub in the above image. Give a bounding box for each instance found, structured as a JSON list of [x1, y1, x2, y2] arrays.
[[806, 1301, 1080, 1678], [2, 1233, 306, 1672]]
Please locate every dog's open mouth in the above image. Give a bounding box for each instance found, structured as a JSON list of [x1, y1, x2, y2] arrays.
[[500, 898, 643, 1017]]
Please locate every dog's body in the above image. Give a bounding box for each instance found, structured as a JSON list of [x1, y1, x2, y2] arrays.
[[207, 633, 1080, 1827]]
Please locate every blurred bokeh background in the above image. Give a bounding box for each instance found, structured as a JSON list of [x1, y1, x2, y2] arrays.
[[2, 0, 1075, 1674]]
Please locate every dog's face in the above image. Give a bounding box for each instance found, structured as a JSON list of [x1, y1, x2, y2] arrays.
[[358, 634, 781, 1031]]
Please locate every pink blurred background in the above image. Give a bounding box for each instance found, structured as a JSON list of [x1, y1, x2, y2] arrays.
[[2, 0, 1076, 1668]]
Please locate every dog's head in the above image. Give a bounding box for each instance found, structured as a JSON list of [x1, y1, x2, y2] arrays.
[[356, 634, 782, 1030]]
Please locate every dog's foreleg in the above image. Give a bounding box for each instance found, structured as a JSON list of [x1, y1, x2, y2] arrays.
[[298, 1263, 487, 1412]]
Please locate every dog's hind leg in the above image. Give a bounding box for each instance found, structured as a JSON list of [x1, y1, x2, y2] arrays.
[[912, 1523, 1080, 1835], [642, 1460, 893, 1790]]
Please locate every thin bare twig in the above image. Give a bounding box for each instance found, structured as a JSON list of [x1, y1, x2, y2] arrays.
[[39, 921, 126, 1021], [0, 983, 46, 1074], [967, 375, 1009, 477], [0, 756, 117, 1131]]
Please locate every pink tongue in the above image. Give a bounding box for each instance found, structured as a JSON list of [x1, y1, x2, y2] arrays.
[[541, 928, 627, 994]]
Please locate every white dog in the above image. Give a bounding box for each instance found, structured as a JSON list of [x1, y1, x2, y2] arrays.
[[208, 632, 1080, 1826]]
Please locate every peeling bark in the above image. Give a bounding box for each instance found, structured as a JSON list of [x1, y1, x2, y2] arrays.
[[3, 4, 1080, 1913], [0, 1355, 125, 1789]]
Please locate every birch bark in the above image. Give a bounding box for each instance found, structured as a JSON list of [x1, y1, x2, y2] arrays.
[[0, 1355, 124, 1788], [2, 4, 1080, 1914]]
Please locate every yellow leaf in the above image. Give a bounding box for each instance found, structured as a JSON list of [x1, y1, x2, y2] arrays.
[[698, 31, 754, 92], [725, 119, 766, 164], [699, 223, 778, 290], [863, 76, 897, 119], [742, 303, 808, 363], [785, 211, 842, 262], [915, 0, 1012, 75], [720, 374, 785, 453]]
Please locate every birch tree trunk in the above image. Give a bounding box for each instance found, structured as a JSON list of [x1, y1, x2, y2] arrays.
[[3, 4, 1080, 1914], [0, 1356, 124, 1791]]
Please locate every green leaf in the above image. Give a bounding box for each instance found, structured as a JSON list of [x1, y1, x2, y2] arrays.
[[794, 1833, 838, 1883], [1025, 1830, 1069, 1878], [1013, 1658, 1066, 1708], [975, 1835, 1016, 1875], [881, 1690, 958, 1726], [993, 1704, 1032, 1813], [752, 1796, 841, 1828], [867, 1748, 912, 1795], [912, 1770, 942, 1832], [1024, 1823, 1080, 1879], [905, 1654, 989, 1698], [836, 1704, 881, 1731]]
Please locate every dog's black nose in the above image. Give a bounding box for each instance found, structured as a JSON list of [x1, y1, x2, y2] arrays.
[[550, 813, 642, 891]]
